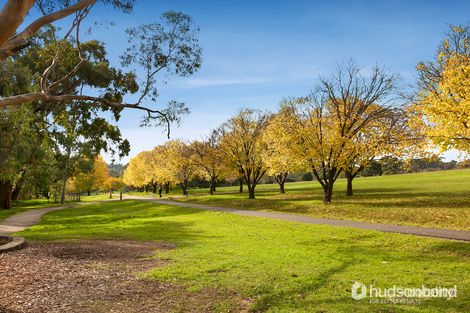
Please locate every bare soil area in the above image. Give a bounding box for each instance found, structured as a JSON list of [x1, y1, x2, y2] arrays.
[[0, 240, 243, 312]]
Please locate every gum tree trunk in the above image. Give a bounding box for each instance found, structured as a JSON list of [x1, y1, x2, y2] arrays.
[[0, 181, 13, 209], [12, 170, 25, 201], [60, 177, 67, 204], [239, 179, 243, 193]]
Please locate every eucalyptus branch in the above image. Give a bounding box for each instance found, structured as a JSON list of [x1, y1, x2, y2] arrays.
[[0, 0, 96, 60]]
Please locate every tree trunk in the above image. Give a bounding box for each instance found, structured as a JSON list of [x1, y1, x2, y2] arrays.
[[181, 180, 188, 196], [279, 180, 285, 194], [12, 184, 21, 201], [109, 189, 113, 199], [275, 173, 287, 194], [87, 189, 91, 196], [248, 186, 255, 199], [119, 191, 123, 200], [239, 179, 244, 193], [152, 183, 157, 193], [0, 0, 97, 61], [0, 181, 13, 210], [12, 171, 26, 201], [209, 178, 216, 195], [346, 173, 354, 197], [165, 182, 170, 194], [60, 177, 67, 204], [323, 181, 334, 203]]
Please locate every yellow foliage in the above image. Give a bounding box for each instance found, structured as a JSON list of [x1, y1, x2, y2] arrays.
[[103, 177, 126, 191], [261, 109, 303, 177], [415, 53, 470, 153], [74, 156, 110, 192], [123, 151, 153, 187]]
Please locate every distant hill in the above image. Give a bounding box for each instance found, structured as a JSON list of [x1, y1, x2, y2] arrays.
[[108, 163, 127, 178]]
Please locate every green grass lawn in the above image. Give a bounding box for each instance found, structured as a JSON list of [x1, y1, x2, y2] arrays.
[[166, 169, 470, 230], [80, 192, 114, 202], [18, 200, 470, 312]]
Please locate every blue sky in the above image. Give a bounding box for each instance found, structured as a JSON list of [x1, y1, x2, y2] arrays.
[[16, 0, 470, 162]]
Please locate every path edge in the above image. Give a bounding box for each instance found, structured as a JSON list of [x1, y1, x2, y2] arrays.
[[0, 235, 26, 253]]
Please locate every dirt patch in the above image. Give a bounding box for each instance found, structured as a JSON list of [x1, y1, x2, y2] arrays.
[[0, 240, 244, 312]]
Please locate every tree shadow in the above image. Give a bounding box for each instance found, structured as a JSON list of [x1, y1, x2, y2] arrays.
[[20, 200, 217, 248], [251, 234, 468, 311]]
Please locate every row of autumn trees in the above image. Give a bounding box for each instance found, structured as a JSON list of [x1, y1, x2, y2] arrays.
[[124, 25, 470, 203], [124, 62, 414, 202]]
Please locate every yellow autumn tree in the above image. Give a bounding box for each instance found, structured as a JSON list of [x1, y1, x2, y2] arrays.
[[123, 151, 153, 190], [342, 109, 404, 196], [165, 140, 197, 196], [74, 156, 110, 195], [189, 131, 226, 195], [219, 109, 270, 199], [284, 62, 401, 202], [261, 112, 302, 193], [414, 25, 470, 153], [103, 177, 126, 199], [149, 144, 175, 194]]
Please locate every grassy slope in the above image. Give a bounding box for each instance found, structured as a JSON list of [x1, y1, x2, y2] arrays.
[[18, 200, 470, 312], [171, 169, 470, 230]]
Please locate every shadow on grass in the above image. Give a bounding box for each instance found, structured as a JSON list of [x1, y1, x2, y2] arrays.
[[252, 261, 353, 311], [190, 188, 470, 212], [426, 241, 470, 258], [20, 200, 217, 248], [250, 236, 469, 311]]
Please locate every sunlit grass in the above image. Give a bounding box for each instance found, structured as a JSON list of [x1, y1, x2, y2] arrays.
[[80, 193, 113, 202], [170, 169, 470, 230], [18, 200, 470, 312]]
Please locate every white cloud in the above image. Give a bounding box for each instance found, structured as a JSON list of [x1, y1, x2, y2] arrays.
[[182, 77, 274, 88]]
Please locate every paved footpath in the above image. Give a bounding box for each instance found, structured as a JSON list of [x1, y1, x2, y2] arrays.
[[1, 197, 469, 241], [125, 195, 470, 242], [0, 202, 98, 235]]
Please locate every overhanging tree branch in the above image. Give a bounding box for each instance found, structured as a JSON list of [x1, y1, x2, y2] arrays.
[[0, 0, 96, 60]]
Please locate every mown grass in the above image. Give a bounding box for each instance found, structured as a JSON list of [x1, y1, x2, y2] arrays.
[[168, 169, 470, 230], [18, 200, 470, 312], [80, 193, 114, 202]]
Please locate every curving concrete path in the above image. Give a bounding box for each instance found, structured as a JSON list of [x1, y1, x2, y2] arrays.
[[2, 197, 468, 242], [125, 195, 470, 242], [0, 202, 99, 235]]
